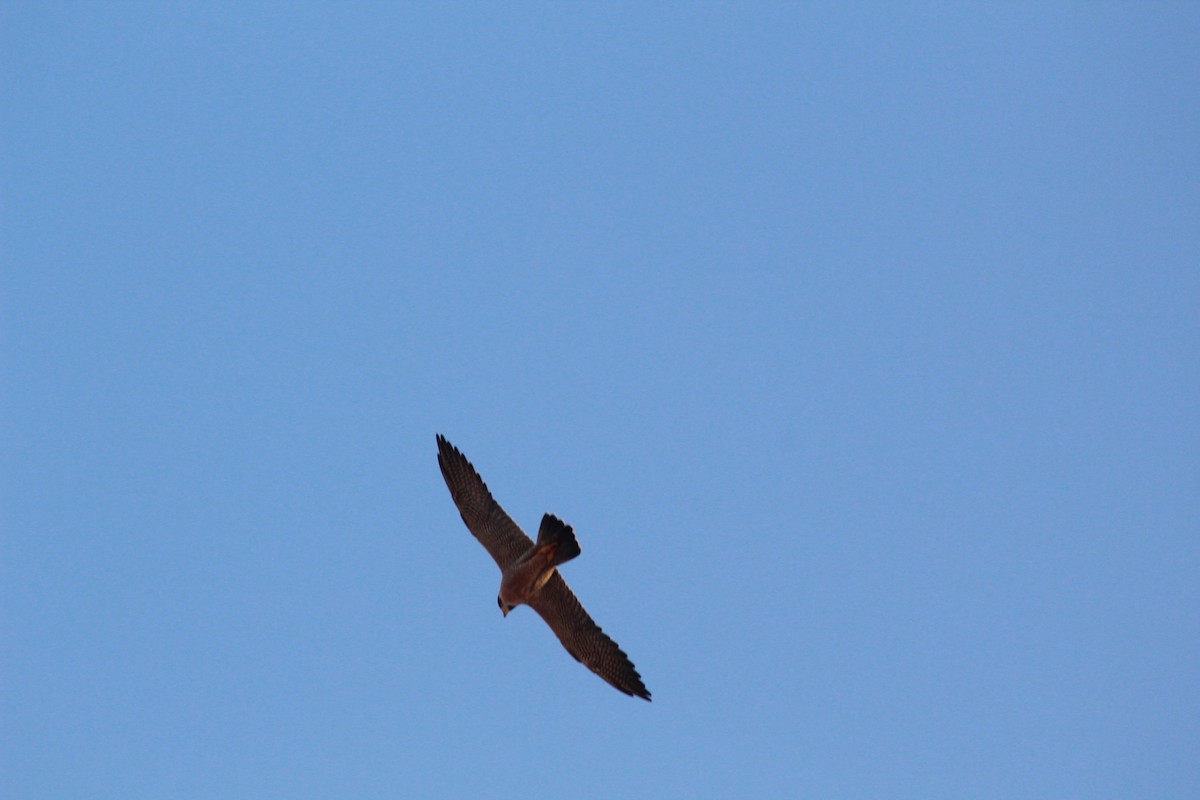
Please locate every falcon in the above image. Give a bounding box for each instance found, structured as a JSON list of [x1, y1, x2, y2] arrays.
[[436, 434, 651, 701]]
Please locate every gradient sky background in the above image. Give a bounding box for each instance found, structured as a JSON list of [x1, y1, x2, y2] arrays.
[[3, 4, 1197, 798]]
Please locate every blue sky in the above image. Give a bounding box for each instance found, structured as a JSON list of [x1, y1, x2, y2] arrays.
[[3, 4, 1196, 798]]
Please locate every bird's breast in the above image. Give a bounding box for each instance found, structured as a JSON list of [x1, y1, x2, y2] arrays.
[[500, 549, 557, 606]]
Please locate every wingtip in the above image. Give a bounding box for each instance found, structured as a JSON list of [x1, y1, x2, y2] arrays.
[[619, 682, 652, 701], [436, 433, 458, 461]]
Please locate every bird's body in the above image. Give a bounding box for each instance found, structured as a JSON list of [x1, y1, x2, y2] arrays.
[[436, 434, 651, 701], [498, 514, 580, 613]]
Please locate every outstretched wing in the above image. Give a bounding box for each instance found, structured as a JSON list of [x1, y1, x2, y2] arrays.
[[436, 434, 534, 571], [528, 571, 651, 701]]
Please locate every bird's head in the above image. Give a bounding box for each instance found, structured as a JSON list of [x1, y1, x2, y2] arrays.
[[497, 596, 514, 617]]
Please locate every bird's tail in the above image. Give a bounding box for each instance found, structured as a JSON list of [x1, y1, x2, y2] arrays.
[[536, 513, 581, 567]]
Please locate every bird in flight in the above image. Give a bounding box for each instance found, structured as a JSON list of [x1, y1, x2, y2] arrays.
[[436, 434, 651, 701]]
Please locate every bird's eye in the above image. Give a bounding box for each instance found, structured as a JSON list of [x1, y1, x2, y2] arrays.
[[497, 597, 503, 609]]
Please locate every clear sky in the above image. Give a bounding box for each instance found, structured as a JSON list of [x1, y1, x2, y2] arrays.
[[3, 4, 1197, 798]]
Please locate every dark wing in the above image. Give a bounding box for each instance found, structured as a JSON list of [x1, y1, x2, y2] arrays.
[[436, 434, 534, 571], [527, 571, 651, 701]]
